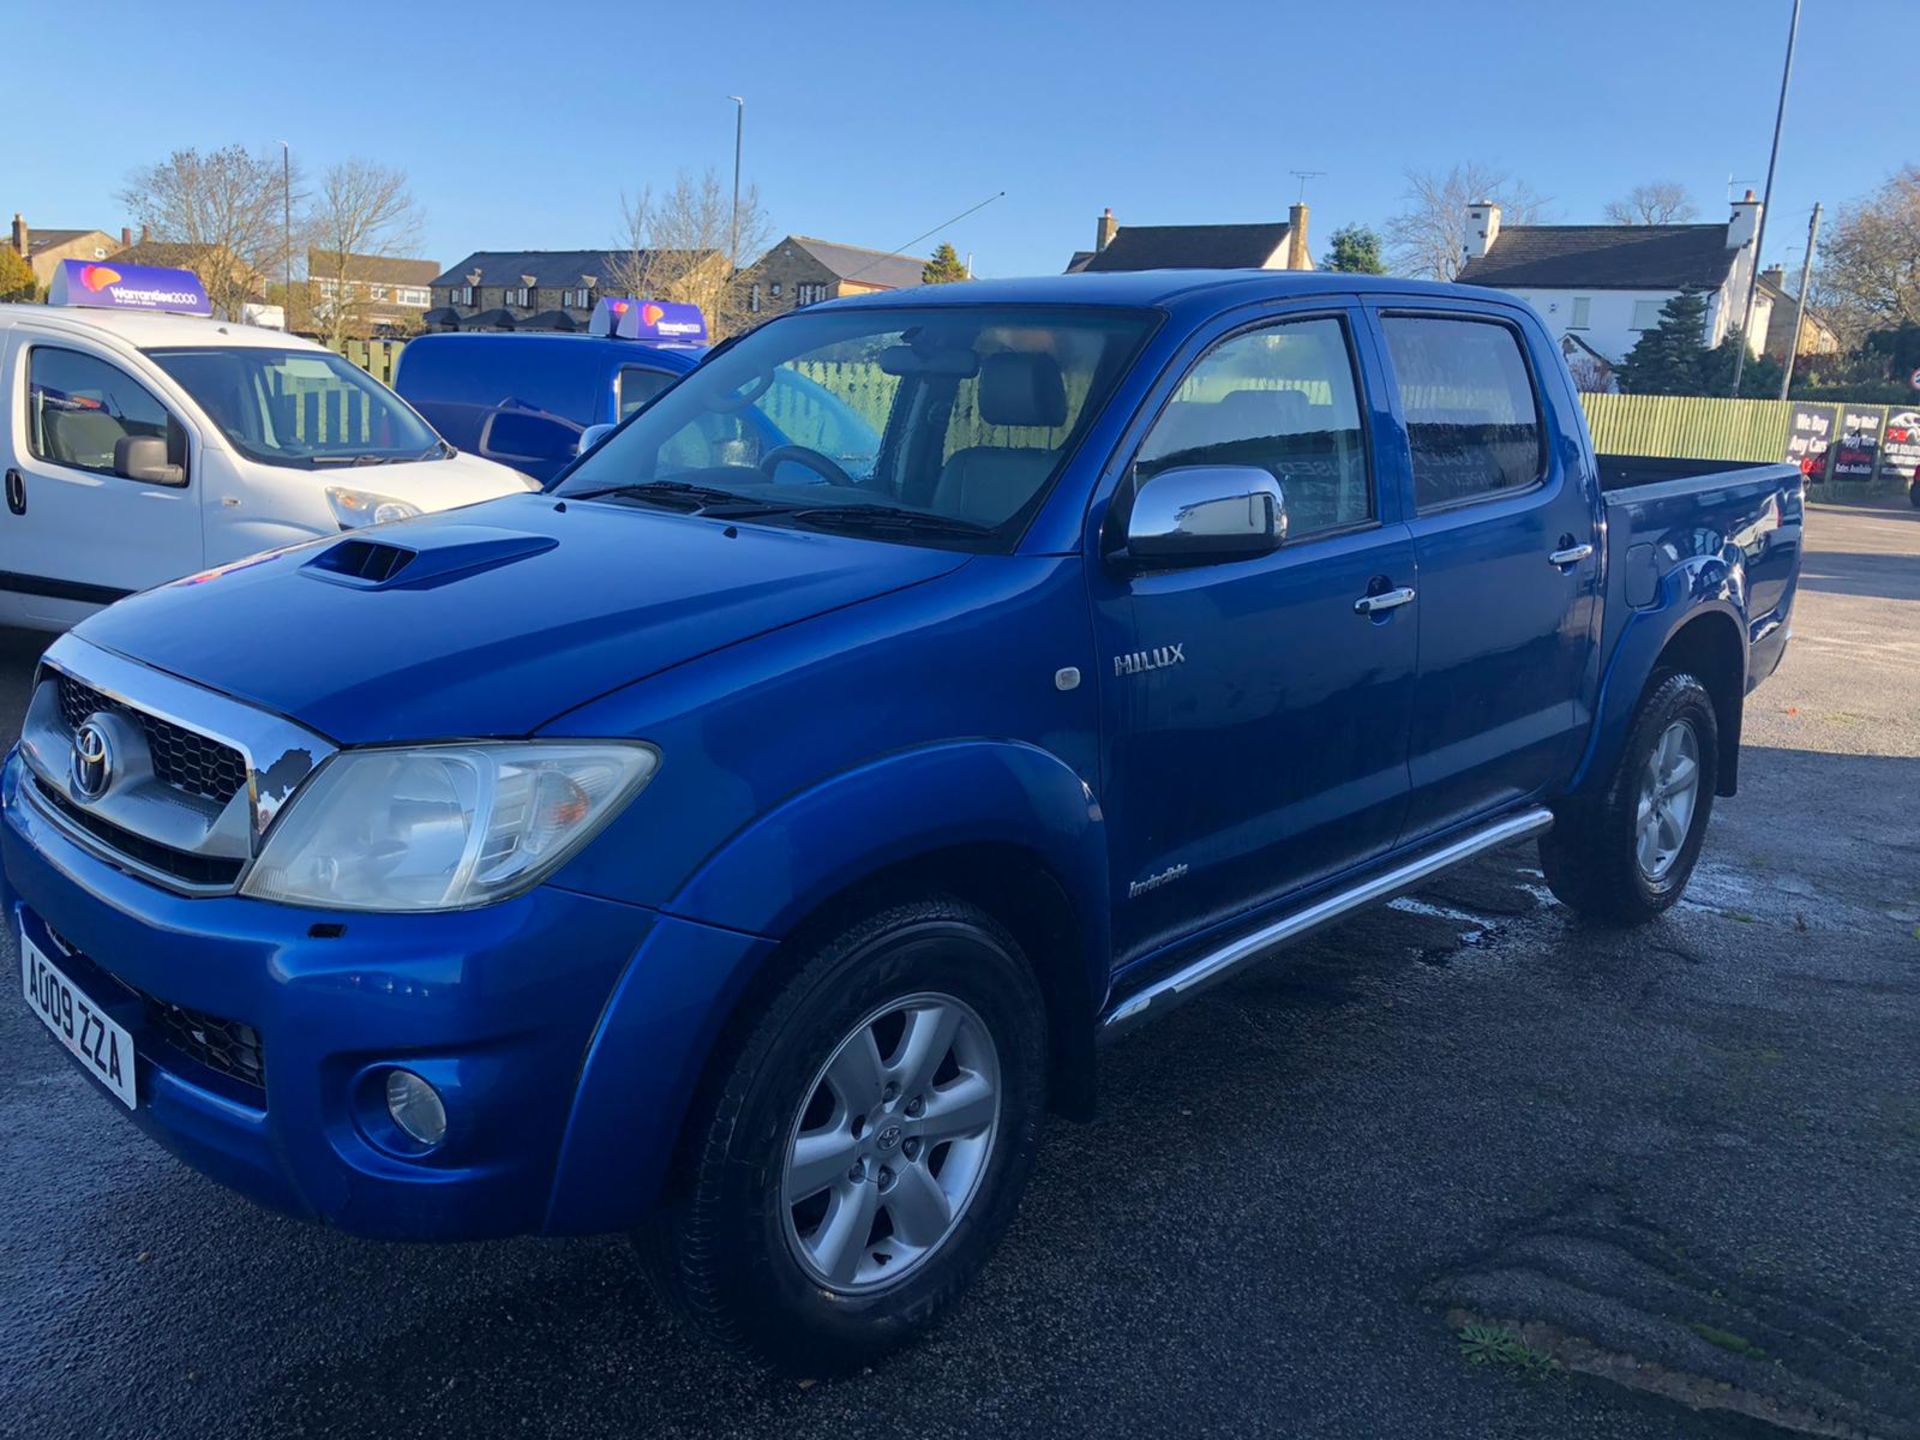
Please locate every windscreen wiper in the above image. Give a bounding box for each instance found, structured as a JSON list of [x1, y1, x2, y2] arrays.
[[310, 454, 397, 466], [569, 479, 758, 510], [789, 504, 993, 538]]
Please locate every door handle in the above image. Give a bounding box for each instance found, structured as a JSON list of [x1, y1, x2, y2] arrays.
[[4, 469, 22, 516], [1549, 543, 1594, 567], [1353, 586, 1416, 615]]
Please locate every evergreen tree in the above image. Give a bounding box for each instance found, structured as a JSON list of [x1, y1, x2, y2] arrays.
[[921, 243, 969, 284], [1703, 327, 1785, 398], [1321, 224, 1386, 275], [1615, 288, 1712, 395]]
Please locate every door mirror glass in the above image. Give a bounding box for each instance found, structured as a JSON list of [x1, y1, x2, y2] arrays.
[[112, 435, 185, 486], [577, 422, 617, 457], [1125, 465, 1287, 563]]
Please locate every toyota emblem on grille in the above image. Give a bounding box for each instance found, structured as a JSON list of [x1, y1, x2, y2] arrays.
[[71, 715, 114, 802]]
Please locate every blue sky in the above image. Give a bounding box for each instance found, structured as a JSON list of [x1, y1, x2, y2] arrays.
[[6, 0, 1909, 281]]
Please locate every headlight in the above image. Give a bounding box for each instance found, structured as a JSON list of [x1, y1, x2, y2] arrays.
[[327, 486, 422, 529], [241, 742, 658, 911]]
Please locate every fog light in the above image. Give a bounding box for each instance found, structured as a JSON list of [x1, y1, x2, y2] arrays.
[[384, 1069, 447, 1147]]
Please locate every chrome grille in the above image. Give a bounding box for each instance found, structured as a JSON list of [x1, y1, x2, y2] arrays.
[[57, 674, 249, 806]]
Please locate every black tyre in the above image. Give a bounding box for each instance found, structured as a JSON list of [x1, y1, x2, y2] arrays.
[[1541, 670, 1719, 926], [643, 898, 1048, 1371]]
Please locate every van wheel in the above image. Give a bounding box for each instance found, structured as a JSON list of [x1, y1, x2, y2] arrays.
[[642, 898, 1048, 1371], [1541, 671, 1719, 926]]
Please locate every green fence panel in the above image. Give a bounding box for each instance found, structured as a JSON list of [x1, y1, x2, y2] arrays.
[[1578, 392, 1794, 464]]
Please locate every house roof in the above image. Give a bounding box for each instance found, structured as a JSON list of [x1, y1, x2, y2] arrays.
[[1456, 224, 1739, 291], [1079, 221, 1292, 273], [24, 228, 111, 255], [776, 236, 927, 290], [308, 250, 439, 285], [430, 249, 717, 289]]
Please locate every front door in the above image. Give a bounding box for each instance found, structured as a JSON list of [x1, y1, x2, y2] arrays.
[[3, 332, 202, 625], [1369, 305, 1599, 838], [1092, 310, 1417, 964]]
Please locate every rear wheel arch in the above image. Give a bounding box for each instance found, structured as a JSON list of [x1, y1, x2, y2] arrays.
[[1648, 609, 1745, 796]]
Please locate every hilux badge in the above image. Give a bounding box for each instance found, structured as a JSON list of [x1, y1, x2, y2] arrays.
[[71, 717, 113, 802], [1114, 643, 1185, 677]]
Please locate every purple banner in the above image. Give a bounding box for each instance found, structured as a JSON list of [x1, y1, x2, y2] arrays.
[[47, 259, 211, 316], [589, 296, 707, 343]]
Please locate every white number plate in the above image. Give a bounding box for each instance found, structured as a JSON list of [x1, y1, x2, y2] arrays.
[[19, 930, 137, 1110]]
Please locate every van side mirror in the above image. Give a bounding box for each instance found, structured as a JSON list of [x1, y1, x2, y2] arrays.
[[1124, 465, 1287, 564], [113, 435, 185, 487], [577, 423, 617, 457]]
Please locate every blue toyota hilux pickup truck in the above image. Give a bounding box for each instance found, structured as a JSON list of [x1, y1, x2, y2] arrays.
[[6, 271, 1801, 1368]]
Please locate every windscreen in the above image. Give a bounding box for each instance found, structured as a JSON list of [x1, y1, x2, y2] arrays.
[[555, 305, 1153, 551], [146, 347, 444, 469]]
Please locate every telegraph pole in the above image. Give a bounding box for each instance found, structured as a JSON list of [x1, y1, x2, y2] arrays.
[[279, 140, 292, 327], [1732, 0, 1801, 396], [1780, 202, 1822, 400]]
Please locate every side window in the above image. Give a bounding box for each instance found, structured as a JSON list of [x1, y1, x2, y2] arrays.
[[26, 346, 185, 480], [1378, 315, 1544, 510], [1137, 315, 1372, 539], [618, 366, 673, 419]]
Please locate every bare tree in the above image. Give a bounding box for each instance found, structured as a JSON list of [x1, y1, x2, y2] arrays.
[[607, 168, 774, 339], [308, 160, 423, 345], [119, 145, 294, 319], [1386, 163, 1550, 280], [1819, 166, 1920, 331], [1603, 181, 1700, 226]]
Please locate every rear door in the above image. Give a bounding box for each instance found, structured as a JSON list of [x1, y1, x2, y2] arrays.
[[1091, 305, 1418, 963], [1366, 302, 1600, 839], [2, 329, 202, 624]]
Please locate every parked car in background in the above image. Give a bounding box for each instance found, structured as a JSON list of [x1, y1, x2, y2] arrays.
[[393, 298, 885, 486], [0, 261, 534, 632], [394, 300, 708, 483], [7, 271, 1802, 1372]]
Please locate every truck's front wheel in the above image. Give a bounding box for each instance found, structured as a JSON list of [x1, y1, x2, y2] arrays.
[[1541, 670, 1719, 925], [643, 898, 1047, 1370]]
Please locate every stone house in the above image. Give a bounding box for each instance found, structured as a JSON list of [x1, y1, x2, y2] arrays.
[[740, 236, 928, 320]]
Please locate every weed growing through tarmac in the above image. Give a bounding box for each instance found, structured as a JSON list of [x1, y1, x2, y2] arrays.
[[1457, 1323, 1560, 1379], [1689, 1323, 1767, 1359]]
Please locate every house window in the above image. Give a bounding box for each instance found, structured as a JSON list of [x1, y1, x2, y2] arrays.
[[1629, 298, 1666, 331], [507, 286, 530, 308], [1569, 297, 1591, 330], [749, 284, 762, 313], [456, 284, 474, 306], [770, 281, 782, 298], [796, 282, 830, 307]]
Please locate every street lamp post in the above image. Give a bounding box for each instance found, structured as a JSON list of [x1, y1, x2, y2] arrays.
[[1731, 0, 1802, 396], [727, 96, 745, 273], [279, 140, 292, 328]]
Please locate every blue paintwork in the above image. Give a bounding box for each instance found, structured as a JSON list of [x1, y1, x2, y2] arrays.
[[2, 270, 1803, 1238], [394, 333, 704, 482]]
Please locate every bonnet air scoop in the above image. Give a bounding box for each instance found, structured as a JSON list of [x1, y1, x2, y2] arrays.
[[303, 525, 560, 591]]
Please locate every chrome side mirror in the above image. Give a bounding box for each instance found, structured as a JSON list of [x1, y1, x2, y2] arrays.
[[577, 423, 617, 457], [1124, 465, 1286, 564]]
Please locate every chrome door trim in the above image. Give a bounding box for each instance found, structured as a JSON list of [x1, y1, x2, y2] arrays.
[[1099, 806, 1554, 1037]]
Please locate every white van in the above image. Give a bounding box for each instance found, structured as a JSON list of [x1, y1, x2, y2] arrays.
[[0, 293, 534, 631]]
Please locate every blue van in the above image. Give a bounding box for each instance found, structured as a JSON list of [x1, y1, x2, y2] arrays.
[[395, 314, 706, 483]]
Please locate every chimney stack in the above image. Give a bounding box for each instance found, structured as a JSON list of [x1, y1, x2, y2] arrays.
[[1095, 207, 1118, 253], [1287, 202, 1311, 269], [1727, 188, 1762, 251], [1464, 202, 1501, 263], [1760, 264, 1787, 291], [120, 226, 132, 247], [10, 213, 27, 259]]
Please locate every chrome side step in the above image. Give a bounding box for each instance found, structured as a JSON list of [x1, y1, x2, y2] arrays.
[[1099, 806, 1555, 1038]]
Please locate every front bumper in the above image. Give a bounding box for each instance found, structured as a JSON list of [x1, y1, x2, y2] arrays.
[[3, 749, 690, 1241]]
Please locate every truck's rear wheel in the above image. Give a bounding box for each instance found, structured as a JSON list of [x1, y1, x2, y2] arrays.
[[1541, 670, 1719, 926], [642, 898, 1047, 1371]]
